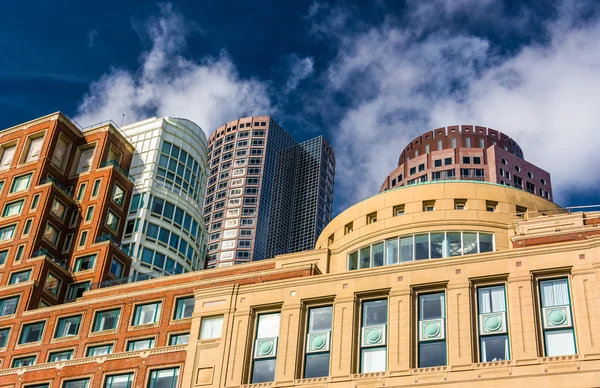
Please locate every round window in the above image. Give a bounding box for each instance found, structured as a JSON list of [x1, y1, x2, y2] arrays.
[[527, 172, 533, 179], [501, 158, 507, 165], [540, 178, 546, 185], [515, 165, 521, 172]]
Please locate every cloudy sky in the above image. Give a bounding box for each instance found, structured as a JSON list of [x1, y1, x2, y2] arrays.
[[1, 0, 600, 213]]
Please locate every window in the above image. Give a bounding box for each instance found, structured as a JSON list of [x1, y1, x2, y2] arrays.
[[19, 321, 45, 344], [0, 224, 15, 241], [251, 312, 281, 384], [0, 143, 16, 170], [418, 292, 446, 367], [9, 269, 31, 284], [0, 327, 10, 348], [12, 355, 36, 367], [87, 344, 113, 356], [93, 309, 120, 332], [169, 333, 190, 346], [52, 135, 71, 170], [74, 254, 96, 272], [43, 223, 60, 245], [48, 349, 74, 362], [174, 297, 195, 320], [78, 230, 88, 247], [110, 258, 124, 278], [65, 282, 89, 302], [344, 222, 353, 235], [477, 285, 509, 362], [3, 199, 24, 217], [304, 306, 333, 378], [200, 316, 223, 339], [132, 302, 161, 326], [444, 157, 452, 166], [454, 199, 466, 210], [451, 138, 456, 148], [0, 295, 19, 316], [84, 206, 95, 223], [106, 210, 120, 231], [75, 146, 95, 174], [486, 201, 498, 212], [465, 137, 471, 148], [0, 248, 7, 265], [77, 183, 87, 202], [69, 209, 79, 228], [23, 134, 45, 163], [55, 315, 82, 338], [148, 368, 179, 388], [539, 278, 576, 356], [14, 244, 24, 262], [63, 379, 90, 388], [360, 299, 387, 373], [127, 338, 155, 351], [10, 173, 32, 193], [104, 373, 133, 388], [410, 167, 416, 175], [366, 212, 377, 224], [515, 205, 527, 218], [423, 201, 435, 212], [113, 183, 125, 207], [44, 273, 61, 296], [473, 156, 481, 164], [434, 159, 442, 167]]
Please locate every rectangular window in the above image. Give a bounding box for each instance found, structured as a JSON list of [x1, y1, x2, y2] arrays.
[[19, 321, 45, 344], [48, 349, 73, 362], [251, 312, 281, 384], [423, 201, 435, 212], [444, 157, 452, 166], [344, 222, 353, 235], [200, 316, 224, 339], [85, 206, 94, 222], [12, 355, 36, 367], [43, 223, 60, 245], [76, 147, 95, 174], [14, 244, 25, 262], [113, 183, 125, 207], [52, 135, 72, 170], [304, 306, 333, 378], [24, 134, 45, 162], [169, 333, 190, 346], [174, 297, 195, 320], [78, 230, 88, 248], [132, 302, 161, 326], [54, 315, 82, 338], [0, 327, 9, 348], [360, 299, 388, 373], [418, 292, 446, 368], [0, 295, 19, 316], [539, 278, 576, 356], [106, 210, 120, 232], [10, 173, 32, 193], [104, 373, 133, 388], [86, 344, 113, 357], [477, 285, 509, 362], [44, 273, 61, 296], [148, 368, 179, 388], [126, 338, 155, 351], [69, 209, 79, 228], [366, 212, 377, 224], [66, 282, 89, 301], [0, 143, 16, 170], [91, 179, 101, 198], [473, 156, 481, 164], [9, 269, 31, 284], [22, 218, 33, 236], [454, 199, 466, 210], [73, 254, 96, 272], [63, 379, 90, 388], [93, 309, 120, 332], [3, 199, 24, 217], [0, 248, 7, 265], [77, 183, 87, 202], [110, 258, 124, 278], [0, 224, 16, 241]]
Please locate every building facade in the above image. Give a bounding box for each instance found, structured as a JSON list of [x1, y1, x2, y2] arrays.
[[120, 117, 208, 277], [379, 125, 553, 201], [203, 117, 335, 268], [2, 180, 600, 387]]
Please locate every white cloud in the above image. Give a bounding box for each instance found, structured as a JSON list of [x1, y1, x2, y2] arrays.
[[283, 54, 315, 93], [75, 3, 273, 134], [319, 0, 600, 209]]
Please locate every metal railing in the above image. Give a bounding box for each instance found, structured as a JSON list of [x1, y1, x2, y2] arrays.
[[40, 176, 74, 198], [100, 160, 135, 181], [32, 248, 68, 270], [89, 268, 180, 290], [96, 234, 132, 256]]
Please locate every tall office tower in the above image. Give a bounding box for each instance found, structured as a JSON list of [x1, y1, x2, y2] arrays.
[[120, 117, 208, 276], [0, 112, 135, 311], [267, 136, 335, 258], [203, 116, 335, 268], [380, 125, 553, 200]]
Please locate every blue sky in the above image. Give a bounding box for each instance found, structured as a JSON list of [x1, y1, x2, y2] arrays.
[[1, 0, 600, 213]]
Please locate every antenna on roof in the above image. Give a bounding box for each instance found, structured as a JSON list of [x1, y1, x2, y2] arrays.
[[120, 114, 125, 127]]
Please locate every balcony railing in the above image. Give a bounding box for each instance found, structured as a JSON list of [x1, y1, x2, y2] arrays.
[[89, 268, 179, 290], [96, 234, 132, 256], [40, 176, 74, 198], [155, 179, 199, 209], [33, 248, 68, 270], [100, 160, 135, 182]]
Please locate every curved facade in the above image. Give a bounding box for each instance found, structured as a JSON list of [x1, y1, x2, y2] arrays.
[[2, 180, 600, 387], [380, 125, 553, 201], [121, 117, 209, 275]]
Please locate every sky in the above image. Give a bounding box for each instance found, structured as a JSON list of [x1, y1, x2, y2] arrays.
[[1, 0, 600, 214]]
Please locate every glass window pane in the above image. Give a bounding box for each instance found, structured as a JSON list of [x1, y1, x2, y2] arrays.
[[361, 347, 386, 373], [308, 306, 333, 332], [359, 247, 371, 269], [400, 236, 413, 262], [540, 279, 570, 307], [420, 293, 445, 320], [200, 316, 223, 339], [252, 359, 276, 384], [545, 330, 576, 356], [385, 239, 398, 265], [478, 286, 506, 314], [479, 233, 494, 253], [305, 352, 330, 378], [372, 243, 384, 267], [363, 299, 387, 326], [415, 234, 429, 260], [257, 313, 280, 339], [348, 251, 358, 270], [419, 341, 446, 367], [480, 335, 509, 362], [149, 368, 179, 388], [462, 232, 478, 255], [430, 233, 445, 259], [446, 232, 462, 256]]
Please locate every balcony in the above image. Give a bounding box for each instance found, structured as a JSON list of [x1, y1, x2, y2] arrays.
[[96, 234, 132, 256], [32, 248, 68, 270], [100, 160, 135, 182], [89, 268, 179, 290]]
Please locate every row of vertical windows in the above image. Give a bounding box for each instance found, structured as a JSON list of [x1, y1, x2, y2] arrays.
[[245, 278, 575, 382], [146, 195, 201, 242], [18, 368, 179, 388], [156, 140, 204, 202]]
